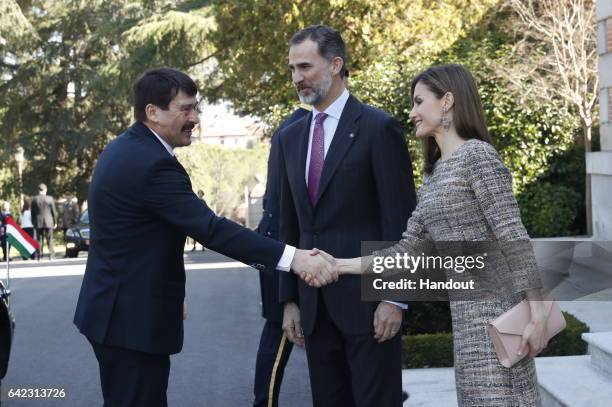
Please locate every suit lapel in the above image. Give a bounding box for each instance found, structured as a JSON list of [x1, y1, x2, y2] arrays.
[[315, 96, 361, 205], [285, 113, 314, 212]]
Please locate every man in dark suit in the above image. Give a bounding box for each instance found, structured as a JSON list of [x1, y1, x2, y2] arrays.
[[253, 107, 309, 407], [278, 26, 417, 406], [31, 183, 57, 260], [73, 68, 337, 407]]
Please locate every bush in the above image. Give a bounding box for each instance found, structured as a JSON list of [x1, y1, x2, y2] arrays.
[[518, 182, 581, 237], [401, 311, 589, 368], [402, 332, 454, 369], [539, 312, 589, 357], [404, 302, 452, 335]]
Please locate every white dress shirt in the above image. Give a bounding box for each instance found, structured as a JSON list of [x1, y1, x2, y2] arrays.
[[146, 125, 295, 271], [305, 88, 350, 183], [303, 92, 407, 310]]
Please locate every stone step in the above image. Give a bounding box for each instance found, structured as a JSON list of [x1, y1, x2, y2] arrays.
[[536, 355, 612, 407], [582, 331, 612, 377], [402, 367, 457, 406], [550, 259, 612, 300], [572, 255, 612, 278]]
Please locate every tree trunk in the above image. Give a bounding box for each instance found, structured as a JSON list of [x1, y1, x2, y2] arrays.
[[584, 123, 592, 236]]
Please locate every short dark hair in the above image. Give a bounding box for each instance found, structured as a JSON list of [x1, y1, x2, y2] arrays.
[[132, 68, 198, 122], [289, 25, 347, 78]]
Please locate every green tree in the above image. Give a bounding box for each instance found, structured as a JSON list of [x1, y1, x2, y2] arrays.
[[0, 0, 214, 202], [176, 142, 269, 219]]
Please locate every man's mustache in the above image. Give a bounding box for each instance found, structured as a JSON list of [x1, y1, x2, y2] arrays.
[[296, 82, 313, 92], [182, 124, 196, 132]]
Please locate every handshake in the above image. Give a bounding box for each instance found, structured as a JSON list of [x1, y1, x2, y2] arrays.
[[290, 248, 342, 287]]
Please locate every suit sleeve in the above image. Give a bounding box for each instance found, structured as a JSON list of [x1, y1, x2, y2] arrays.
[[371, 116, 417, 241], [143, 157, 286, 270], [51, 197, 57, 225], [31, 200, 38, 227], [371, 117, 417, 306], [278, 133, 300, 304], [257, 129, 281, 237]]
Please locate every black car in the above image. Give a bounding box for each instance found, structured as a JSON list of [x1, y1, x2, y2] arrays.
[[0, 279, 14, 380], [65, 210, 89, 258]]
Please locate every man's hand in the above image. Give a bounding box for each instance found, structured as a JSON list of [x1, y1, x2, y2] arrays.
[[291, 248, 337, 287], [282, 302, 304, 346], [183, 301, 188, 320], [373, 302, 403, 343]]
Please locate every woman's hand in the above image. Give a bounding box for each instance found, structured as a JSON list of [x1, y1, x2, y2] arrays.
[[311, 248, 369, 276], [518, 301, 550, 358]]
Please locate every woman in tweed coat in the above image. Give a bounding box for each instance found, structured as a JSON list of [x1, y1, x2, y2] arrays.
[[314, 64, 551, 406]]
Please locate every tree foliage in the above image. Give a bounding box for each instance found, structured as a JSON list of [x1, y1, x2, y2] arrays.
[[0, 0, 213, 202], [176, 142, 269, 219], [0, 0, 594, 235]]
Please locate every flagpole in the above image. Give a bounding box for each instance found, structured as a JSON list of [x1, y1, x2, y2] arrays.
[[4, 235, 9, 310]]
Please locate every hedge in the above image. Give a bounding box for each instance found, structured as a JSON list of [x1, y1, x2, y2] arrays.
[[401, 311, 589, 368]]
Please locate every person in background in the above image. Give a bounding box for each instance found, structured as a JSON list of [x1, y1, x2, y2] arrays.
[[253, 106, 309, 407], [62, 197, 80, 238], [20, 198, 34, 260], [190, 190, 206, 252], [31, 183, 58, 260], [0, 202, 11, 262]]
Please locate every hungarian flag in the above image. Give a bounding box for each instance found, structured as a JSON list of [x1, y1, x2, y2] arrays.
[[4, 215, 39, 258]]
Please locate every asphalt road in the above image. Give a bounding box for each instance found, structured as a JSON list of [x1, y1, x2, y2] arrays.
[[0, 251, 312, 406]]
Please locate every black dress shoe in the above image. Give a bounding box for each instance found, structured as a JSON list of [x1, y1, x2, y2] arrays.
[[402, 390, 409, 402]]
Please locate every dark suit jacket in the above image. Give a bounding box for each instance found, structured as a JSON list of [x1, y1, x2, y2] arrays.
[[31, 194, 57, 229], [278, 94, 417, 336], [74, 122, 286, 355], [257, 108, 309, 323]]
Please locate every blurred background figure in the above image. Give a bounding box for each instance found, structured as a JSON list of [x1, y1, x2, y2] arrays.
[[0, 202, 12, 262], [62, 196, 80, 238], [20, 198, 34, 260], [190, 190, 206, 252], [31, 183, 57, 260]]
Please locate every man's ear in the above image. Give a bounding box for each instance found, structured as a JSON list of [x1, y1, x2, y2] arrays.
[[145, 104, 159, 123], [330, 56, 344, 77]]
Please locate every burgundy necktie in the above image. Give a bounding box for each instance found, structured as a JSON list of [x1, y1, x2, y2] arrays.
[[307, 113, 328, 204]]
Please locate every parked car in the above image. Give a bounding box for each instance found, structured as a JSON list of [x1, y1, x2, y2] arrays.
[[0, 279, 14, 380], [65, 210, 89, 258]]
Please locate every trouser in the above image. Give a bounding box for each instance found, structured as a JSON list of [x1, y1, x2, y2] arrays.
[[304, 298, 403, 407], [88, 338, 170, 407], [253, 319, 293, 407]]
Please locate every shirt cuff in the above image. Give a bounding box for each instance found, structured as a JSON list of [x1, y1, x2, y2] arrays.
[[383, 300, 408, 310], [276, 245, 296, 272]]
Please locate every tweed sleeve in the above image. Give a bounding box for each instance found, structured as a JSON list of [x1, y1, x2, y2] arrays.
[[464, 141, 542, 294], [370, 198, 430, 260]]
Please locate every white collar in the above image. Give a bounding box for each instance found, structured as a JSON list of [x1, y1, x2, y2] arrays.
[[312, 88, 350, 120], [146, 125, 175, 157]]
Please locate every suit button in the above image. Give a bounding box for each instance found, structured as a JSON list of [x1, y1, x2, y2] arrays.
[[267, 231, 271, 236], [268, 213, 273, 218]]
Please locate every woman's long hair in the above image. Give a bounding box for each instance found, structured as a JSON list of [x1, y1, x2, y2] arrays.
[[410, 64, 493, 174]]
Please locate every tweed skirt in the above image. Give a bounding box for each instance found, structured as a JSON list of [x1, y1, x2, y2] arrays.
[[450, 299, 541, 407]]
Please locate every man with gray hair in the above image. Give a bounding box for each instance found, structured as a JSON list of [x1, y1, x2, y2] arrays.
[[277, 25, 416, 406]]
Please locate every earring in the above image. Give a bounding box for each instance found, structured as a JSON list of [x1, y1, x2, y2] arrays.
[[441, 107, 451, 130]]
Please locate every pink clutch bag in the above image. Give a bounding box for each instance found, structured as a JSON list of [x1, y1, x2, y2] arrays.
[[488, 298, 566, 368]]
